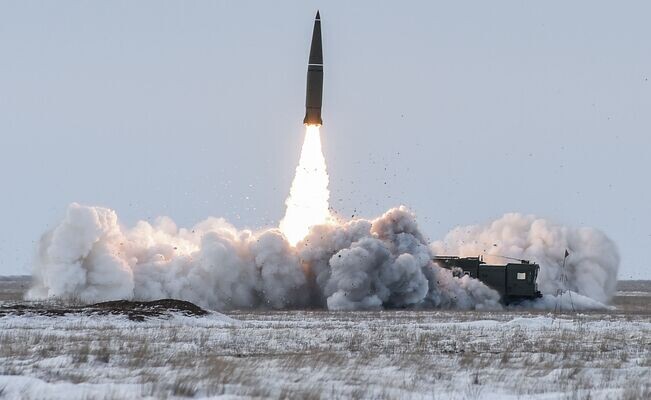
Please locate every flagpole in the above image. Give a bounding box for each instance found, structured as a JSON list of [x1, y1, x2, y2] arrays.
[[562, 249, 575, 312], [554, 249, 572, 315]]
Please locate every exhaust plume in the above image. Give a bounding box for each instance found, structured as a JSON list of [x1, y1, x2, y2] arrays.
[[27, 130, 618, 311], [279, 126, 331, 246], [28, 206, 618, 311]]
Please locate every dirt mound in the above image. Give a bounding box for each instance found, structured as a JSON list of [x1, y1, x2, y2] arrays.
[[91, 299, 209, 320], [0, 299, 209, 321]]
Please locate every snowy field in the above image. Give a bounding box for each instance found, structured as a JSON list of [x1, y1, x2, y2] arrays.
[[0, 278, 650, 399]]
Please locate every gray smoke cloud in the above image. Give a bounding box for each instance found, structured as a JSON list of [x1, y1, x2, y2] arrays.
[[28, 205, 618, 311], [431, 213, 620, 305], [28, 204, 503, 310]]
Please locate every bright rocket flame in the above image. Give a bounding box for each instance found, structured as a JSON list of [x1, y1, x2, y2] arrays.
[[279, 125, 331, 245]]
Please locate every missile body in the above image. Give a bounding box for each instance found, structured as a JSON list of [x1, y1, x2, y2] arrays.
[[303, 11, 323, 126]]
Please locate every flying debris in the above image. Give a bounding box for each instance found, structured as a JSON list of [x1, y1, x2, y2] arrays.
[[303, 11, 323, 126]]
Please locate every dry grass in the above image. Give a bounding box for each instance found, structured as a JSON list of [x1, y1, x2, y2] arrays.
[[0, 278, 650, 398], [0, 311, 649, 399]]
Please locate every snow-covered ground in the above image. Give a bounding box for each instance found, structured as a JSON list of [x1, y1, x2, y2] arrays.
[[1, 278, 649, 399], [0, 306, 649, 399]]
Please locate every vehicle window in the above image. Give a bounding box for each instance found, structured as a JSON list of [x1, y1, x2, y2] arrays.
[[517, 272, 526, 280]]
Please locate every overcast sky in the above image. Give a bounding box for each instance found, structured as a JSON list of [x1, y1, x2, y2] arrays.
[[1, 1, 649, 279]]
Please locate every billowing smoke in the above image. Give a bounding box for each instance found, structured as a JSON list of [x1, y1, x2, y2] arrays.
[[28, 203, 503, 311], [28, 205, 619, 311], [431, 213, 620, 304]]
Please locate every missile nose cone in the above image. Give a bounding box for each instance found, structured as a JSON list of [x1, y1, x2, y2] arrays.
[[316, 10, 320, 20]]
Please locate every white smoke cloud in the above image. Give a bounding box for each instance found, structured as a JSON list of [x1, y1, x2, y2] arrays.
[[29, 204, 134, 302], [28, 206, 618, 311], [28, 204, 503, 311], [430, 213, 620, 304]]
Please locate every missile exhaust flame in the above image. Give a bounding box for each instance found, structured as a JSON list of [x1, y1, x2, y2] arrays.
[[279, 125, 331, 245]]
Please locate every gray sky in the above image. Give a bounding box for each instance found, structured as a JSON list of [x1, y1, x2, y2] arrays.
[[1, 1, 649, 279]]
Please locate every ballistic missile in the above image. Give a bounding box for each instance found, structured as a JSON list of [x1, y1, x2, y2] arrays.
[[303, 11, 323, 126]]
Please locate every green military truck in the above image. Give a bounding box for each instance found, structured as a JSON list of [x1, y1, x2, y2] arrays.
[[433, 256, 542, 304]]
